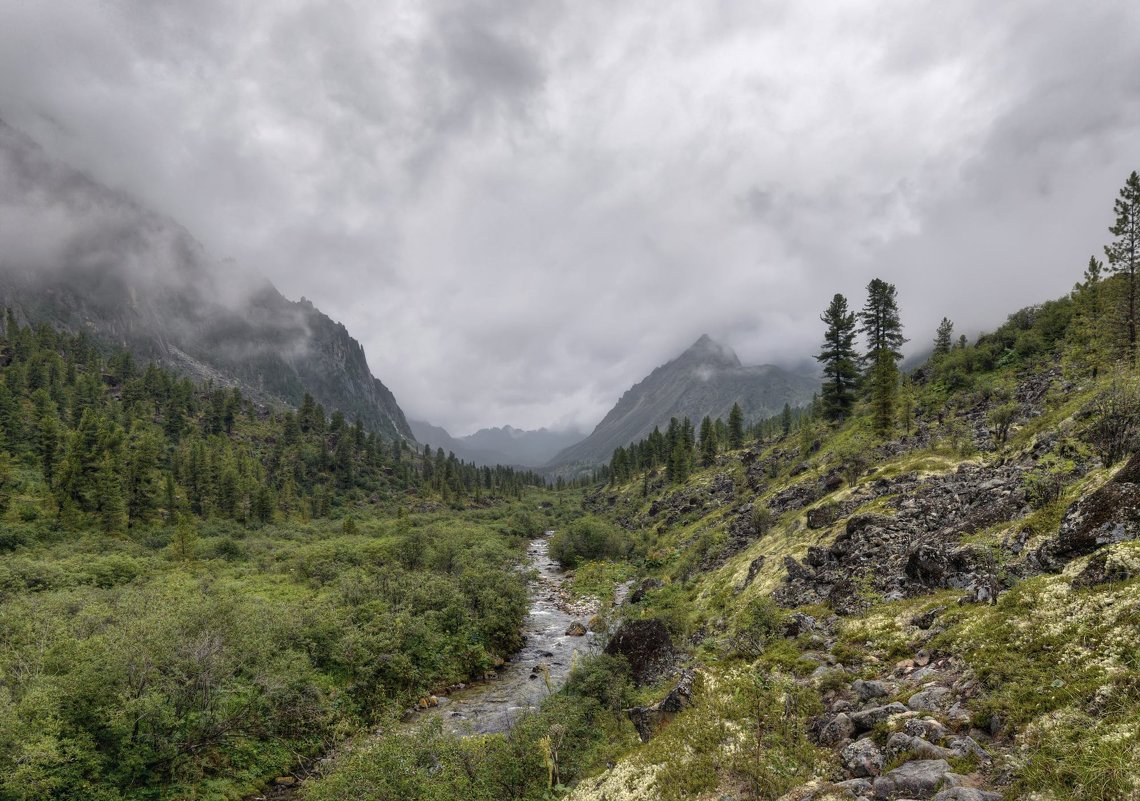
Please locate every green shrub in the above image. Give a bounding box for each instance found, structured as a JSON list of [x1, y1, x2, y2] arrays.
[[549, 515, 630, 568]]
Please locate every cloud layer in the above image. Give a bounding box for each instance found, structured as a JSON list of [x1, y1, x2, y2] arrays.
[[1, 1, 1138, 433]]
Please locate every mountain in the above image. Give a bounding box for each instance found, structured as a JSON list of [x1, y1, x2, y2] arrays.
[[409, 419, 584, 467], [0, 119, 412, 440], [547, 334, 817, 470]]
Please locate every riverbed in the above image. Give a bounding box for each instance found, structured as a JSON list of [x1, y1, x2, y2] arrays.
[[419, 534, 600, 734]]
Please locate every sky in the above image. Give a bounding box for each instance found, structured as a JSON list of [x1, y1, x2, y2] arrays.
[[0, 1, 1138, 435]]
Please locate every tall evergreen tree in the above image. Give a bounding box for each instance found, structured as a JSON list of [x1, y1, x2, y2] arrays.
[[727, 403, 745, 449], [816, 293, 860, 421], [859, 278, 906, 435], [1105, 170, 1140, 363], [699, 416, 717, 466], [933, 317, 954, 358]]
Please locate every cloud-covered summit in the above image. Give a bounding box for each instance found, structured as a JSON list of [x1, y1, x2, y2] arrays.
[[1, 1, 1137, 432]]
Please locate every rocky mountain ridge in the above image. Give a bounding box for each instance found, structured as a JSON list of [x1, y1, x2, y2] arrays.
[[0, 118, 412, 439], [548, 334, 817, 471]]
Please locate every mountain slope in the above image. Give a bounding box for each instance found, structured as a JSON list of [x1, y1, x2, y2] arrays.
[[0, 119, 412, 439], [409, 419, 584, 467], [548, 334, 816, 469]]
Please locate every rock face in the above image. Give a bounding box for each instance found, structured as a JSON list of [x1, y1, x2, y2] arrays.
[[1032, 451, 1140, 570], [0, 119, 413, 440], [625, 671, 694, 741], [603, 619, 675, 685], [546, 334, 816, 471]]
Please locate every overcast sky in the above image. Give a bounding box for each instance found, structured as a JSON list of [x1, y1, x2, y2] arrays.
[[1, 1, 1138, 434]]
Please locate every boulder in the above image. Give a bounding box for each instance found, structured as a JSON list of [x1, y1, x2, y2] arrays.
[[903, 717, 951, 743], [907, 687, 953, 713], [841, 738, 885, 778], [1072, 548, 1138, 588], [603, 618, 674, 684], [565, 621, 588, 636], [886, 732, 954, 761], [852, 679, 892, 702], [626, 670, 694, 741], [872, 759, 951, 799], [850, 702, 910, 733], [818, 712, 856, 746], [1033, 450, 1140, 570], [932, 789, 1003, 801]]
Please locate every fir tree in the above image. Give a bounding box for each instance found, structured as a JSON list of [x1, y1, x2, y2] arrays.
[[859, 278, 906, 435], [727, 403, 745, 449], [816, 293, 860, 421], [933, 317, 954, 358], [1105, 171, 1140, 363]]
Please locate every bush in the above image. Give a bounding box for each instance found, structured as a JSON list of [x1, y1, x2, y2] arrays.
[[562, 654, 633, 712], [728, 595, 788, 659], [1085, 380, 1140, 466], [549, 515, 630, 568]]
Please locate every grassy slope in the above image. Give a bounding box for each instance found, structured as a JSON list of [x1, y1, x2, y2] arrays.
[[566, 349, 1140, 800]]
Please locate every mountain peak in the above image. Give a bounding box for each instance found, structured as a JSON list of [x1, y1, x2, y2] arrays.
[[681, 334, 742, 369]]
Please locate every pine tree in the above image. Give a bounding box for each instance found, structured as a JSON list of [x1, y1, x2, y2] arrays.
[[859, 278, 906, 436], [727, 403, 745, 449], [699, 416, 717, 466], [781, 403, 792, 437], [816, 293, 860, 421], [933, 317, 954, 358], [1105, 171, 1140, 363]]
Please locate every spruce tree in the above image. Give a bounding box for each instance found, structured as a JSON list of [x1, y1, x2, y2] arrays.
[[727, 403, 745, 449], [933, 317, 954, 358], [1105, 170, 1140, 363], [858, 278, 906, 435], [816, 293, 860, 421], [699, 416, 717, 466]]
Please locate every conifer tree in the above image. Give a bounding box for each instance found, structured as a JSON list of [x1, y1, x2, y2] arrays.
[[933, 318, 954, 358], [816, 293, 860, 421], [1105, 171, 1140, 363], [781, 403, 792, 437], [859, 278, 906, 435], [699, 415, 717, 466], [727, 403, 745, 449]]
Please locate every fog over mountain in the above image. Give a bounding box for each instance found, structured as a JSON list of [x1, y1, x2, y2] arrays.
[[0, 2, 1138, 433], [0, 119, 413, 440]]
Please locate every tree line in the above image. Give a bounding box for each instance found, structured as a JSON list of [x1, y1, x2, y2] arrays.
[[0, 315, 547, 537]]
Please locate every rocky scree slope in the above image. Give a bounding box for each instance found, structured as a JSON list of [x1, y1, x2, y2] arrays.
[[569, 365, 1140, 801]]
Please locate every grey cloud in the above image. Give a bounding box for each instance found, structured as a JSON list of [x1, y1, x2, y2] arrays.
[[0, 1, 1138, 434]]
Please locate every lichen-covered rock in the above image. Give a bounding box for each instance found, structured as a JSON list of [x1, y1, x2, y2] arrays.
[[852, 679, 892, 702], [1032, 451, 1140, 570], [872, 759, 951, 799], [850, 702, 910, 732], [565, 621, 588, 636], [841, 737, 885, 777], [932, 788, 1003, 801], [907, 686, 953, 712], [818, 712, 856, 746]]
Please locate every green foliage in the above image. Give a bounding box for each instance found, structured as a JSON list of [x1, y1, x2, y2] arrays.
[[816, 293, 860, 422], [728, 595, 788, 660], [549, 515, 631, 568]]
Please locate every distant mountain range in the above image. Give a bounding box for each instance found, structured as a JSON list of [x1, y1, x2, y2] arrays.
[[546, 334, 817, 472], [409, 420, 584, 468], [0, 119, 412, 440]]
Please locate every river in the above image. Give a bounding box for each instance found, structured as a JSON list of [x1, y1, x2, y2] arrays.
[[254, 533, 602, 799], [419, 534, 601, 734]]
